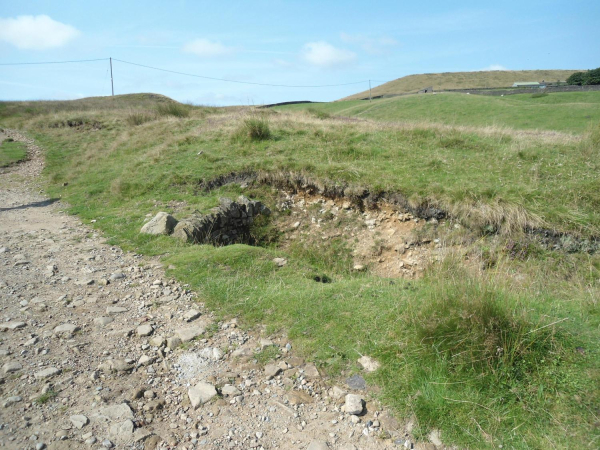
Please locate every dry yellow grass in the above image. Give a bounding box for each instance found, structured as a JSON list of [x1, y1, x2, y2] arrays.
[[342, 69, 581, 100]]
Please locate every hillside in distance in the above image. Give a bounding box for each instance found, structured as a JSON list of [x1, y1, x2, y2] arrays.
[[341, 69, 580, 100]]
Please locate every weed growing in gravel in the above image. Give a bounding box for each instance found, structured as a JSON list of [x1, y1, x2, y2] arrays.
[[36, 390, 57, 404], [255, 346, 280, 365]]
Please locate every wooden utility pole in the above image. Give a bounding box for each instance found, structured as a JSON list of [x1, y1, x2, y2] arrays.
[[369, 80, 372, 102], [110, 57, 114, 96]]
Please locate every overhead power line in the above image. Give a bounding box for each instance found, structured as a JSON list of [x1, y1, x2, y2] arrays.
[[0, 57, 393, 95], [0, 58, 109, 66], [112, 58, 371, 88]]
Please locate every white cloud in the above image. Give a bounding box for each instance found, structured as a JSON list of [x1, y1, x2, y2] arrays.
[[301, 41, 356, 68], [0, 15, 80, 50], [480, 64, 508, 71], [340, 32, 399, 55], [182, 39, 234, 58]]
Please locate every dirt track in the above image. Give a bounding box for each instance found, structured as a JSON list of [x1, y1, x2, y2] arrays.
[[0, 131, 428, 450]]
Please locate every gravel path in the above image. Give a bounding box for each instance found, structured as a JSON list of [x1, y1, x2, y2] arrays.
[[0, 130, 429, 450]]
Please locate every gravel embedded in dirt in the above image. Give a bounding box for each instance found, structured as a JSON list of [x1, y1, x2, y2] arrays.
[[0, 130, 435, 449]]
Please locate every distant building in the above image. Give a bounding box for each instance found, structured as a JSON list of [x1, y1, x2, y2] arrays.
[[512, 82, 541, 87], [418, 86, 434, 93]]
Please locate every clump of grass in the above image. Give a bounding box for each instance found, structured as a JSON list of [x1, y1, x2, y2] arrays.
[[414, 284, 563, 382], [156, 102, 191, 118], [242, 117, 272, 141], [36, 389, 57, 404], [531, 92, 549, 98], [126, 111, 155, 126], [255, 345, 280, 365], [307, 107, 331, 119]]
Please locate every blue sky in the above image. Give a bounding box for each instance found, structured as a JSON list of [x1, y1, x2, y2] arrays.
[[0, 0, 598, 105]]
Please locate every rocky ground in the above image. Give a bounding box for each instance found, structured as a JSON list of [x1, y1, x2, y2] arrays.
[[0, 130, 442, 450]]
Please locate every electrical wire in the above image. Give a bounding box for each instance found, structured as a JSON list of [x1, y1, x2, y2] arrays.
[[0, 56, 394, 89], [0, 58, 109, 66], [112, 58, 370, 88]]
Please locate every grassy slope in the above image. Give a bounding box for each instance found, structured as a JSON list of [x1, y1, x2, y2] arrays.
[[277, 91, 600, 134], [1, 96, 598, 449], [343, 69, 580, 100], [0, 139, 28, 167]]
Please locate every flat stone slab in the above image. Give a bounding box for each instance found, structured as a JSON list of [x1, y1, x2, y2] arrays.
[[96, 403, 134, 421], [175, 325, 205, 343], [106, 306, 128, 315], [70, 414, 89, 429], [183, 309, 201, 322], [346, 374, 366, 390], [54, 323, 80, 334], [188, 382, 217, 409], [34, 367, 61, 380], [136, 324, 153, 337], [109, 419, 134, 440], [93, 317, 114, 327], [0, 321, 26, 331], [2, 361, 22, 374]]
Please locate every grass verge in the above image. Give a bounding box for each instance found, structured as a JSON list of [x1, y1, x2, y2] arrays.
[[0, 138, 27, 166]]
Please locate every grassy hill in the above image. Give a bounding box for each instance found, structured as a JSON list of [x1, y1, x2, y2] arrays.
[[1, 94, 599, 449], [342, 69, 580, 100], [277, 91, 600, 134]]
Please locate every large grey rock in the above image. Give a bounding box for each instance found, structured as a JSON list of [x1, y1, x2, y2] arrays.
[[221, 384, 241, 397], [344, 394, 364, 415], [97, 403, 134, 421], [98, 359, 134, 373], [34, 367, 61, 380], [175, 325, 205, 343], [307, 441, 329, 450], [264, 364, 282, 380], [346, 374, 366, 390], [70, 415, 89, 429], [136, 324, 153, 337], [94, 317, 114, 327], [140, 212, 178, 235], [303, 363, 320, 379], [106, 306, 128, 315], [54, 323, 80, 334], [2, 361, 22, 374], [188, 382, 217, 408], [3, 396, 22, 407], [109, 419, 134, 440], [0, 321, 26, 331]]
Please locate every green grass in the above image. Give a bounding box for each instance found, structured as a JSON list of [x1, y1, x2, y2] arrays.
[[36, 389, 57, 404], [0, 95, 598, 449], [276, 91, 600, 134], [343, 69, 580, 100], [0, 138, 27, 166]]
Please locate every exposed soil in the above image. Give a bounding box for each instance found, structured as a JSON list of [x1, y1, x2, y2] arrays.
[[0, 130, 442, 449], [274, 192, 444, 279]]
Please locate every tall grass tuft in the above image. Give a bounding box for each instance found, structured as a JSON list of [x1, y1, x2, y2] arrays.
[[243, 117, 272, 141], [156, 102, 191, 118], [126, 111, 155, 126]]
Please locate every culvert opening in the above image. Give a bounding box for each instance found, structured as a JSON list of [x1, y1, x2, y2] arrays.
[[141, 196, 272, 247]]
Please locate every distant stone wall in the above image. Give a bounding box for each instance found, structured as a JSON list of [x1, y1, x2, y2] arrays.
[[447, 85, 600, 96], [172, 196, 270, 245], [358, 84, 600, 100]]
